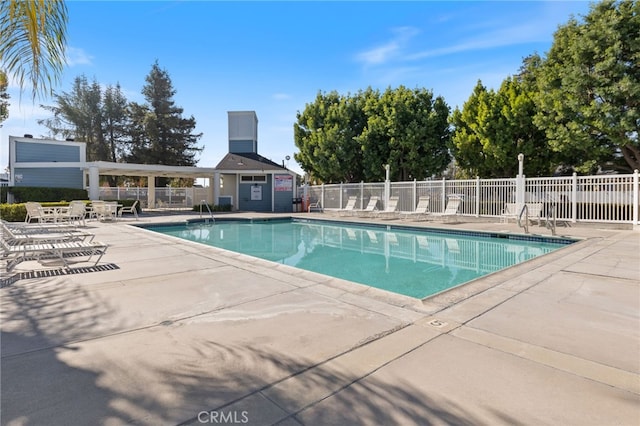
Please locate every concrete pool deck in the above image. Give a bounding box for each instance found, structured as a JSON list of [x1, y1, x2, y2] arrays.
[[1, 212, 638, 425]]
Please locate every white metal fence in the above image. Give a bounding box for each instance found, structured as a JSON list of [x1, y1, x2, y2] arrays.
[[303, 171, 639, 225], [97, 186, 213, 209]]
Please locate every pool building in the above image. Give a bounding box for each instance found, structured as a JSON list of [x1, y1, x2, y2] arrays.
[[5, 111, 299, 213]]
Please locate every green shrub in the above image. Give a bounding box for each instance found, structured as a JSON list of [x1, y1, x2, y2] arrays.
[[192, 203, 232, 213], [0, 203, 27, 222], [4, 186, 88, 203]]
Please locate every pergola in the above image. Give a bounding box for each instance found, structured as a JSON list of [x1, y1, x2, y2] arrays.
[[87, 161, 216, 206]]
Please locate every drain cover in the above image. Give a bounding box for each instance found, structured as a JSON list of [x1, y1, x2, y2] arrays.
[[428, 319, 448, 328]]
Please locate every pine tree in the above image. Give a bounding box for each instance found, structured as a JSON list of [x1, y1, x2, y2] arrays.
[[126, 61, 203, 185]]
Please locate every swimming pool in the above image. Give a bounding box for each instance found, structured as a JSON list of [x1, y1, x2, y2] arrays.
[[140, 218, 575, 299]]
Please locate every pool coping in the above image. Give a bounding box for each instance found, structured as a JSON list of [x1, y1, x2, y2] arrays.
[[132, 216, 585, 311]]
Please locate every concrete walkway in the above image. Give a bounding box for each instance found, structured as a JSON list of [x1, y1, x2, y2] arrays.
[[1, 213, 638, 425]]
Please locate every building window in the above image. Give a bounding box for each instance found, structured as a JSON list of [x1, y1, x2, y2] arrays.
[[240, 175, 266, 183]]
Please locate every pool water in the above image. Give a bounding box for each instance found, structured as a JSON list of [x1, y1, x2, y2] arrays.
[[142, 219, 574, 299]]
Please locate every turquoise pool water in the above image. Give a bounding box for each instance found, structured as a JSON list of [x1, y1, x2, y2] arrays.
[[141, 218, 574, 299]]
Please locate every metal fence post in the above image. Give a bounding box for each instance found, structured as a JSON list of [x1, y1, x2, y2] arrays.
[[572, 172, 578, 223], [472, 176, 479, 216], [322, 184, 326, 209], [442, 177, 447, 211], [413, 179, 417, 210], [633, 169, 639, 226]]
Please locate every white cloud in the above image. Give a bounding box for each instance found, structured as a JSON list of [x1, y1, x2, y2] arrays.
[[65, 46, 93, 67], [355, 26, 420, 66], [406, 20, 554, 62]]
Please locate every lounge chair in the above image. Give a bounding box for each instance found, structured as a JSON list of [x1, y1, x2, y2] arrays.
[[1, 238, 108, 272], [337, 196, 358, 216], [401, 196, 431, 221], [373, 196, 400, 219], [429, 197, 462, 222], [1, 222, 94, 244], [353, 196, 380, 217], [118, 200, 139, 220]]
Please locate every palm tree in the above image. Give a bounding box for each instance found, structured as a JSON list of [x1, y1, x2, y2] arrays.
[[0, 0, 68, 100]]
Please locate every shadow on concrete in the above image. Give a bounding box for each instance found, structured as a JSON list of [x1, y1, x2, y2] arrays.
[[1, 277, 126, 425], [2, 277, 522, 425], [170, 341, 523, 426]]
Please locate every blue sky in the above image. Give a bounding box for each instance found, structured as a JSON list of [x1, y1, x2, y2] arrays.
[[1, 0, 593, 175]]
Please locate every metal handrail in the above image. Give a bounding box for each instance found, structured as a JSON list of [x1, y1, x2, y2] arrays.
[[517, 204, 529, 234], [199, 200, 214, 220], [545, 204, 557, 236]]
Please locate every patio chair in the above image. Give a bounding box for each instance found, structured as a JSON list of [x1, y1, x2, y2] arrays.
[[373, 196, 400, 219], [118, 200, 139, 220], [56, 200, 87, 226], [307, 200, 323, 213], [87, 201, 103, 220], [401, 196, 431, 221], [353, 196, 380, 217], [24, 202, 56, 223], [525, 203, 543, 226], [1, 238, 108, 272], [337, 196, 358, 216], [92, 201, 118, 221], [500, 203, 519, 223]]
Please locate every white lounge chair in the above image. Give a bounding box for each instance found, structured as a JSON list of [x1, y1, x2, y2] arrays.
[[401, 196, 431, 221], [337, 196, 358, 216], [1, 238, 108, 272], [373, 196, 400, 219], [1, 222, 94, 244], [430, 197, 462, 222], [353, 196, 380, 217], [118, 200, 139, 220]]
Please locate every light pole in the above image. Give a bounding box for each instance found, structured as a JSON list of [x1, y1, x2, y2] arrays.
[[517, 153, 524, 177], [384, 164, 390, 209], [516, 153, 525, 209]]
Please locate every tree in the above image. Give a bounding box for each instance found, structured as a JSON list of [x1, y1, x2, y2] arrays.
[[361, 86, 450, 181], [40, 75, 108, 161], [0, 0, 68, 100], [102, 83, 130, 163], [0, 70, 9, 125], [534, 0, 639, 173], [294, 86, 451, 183], [450, 71, 554, 178], [294, 89, 372, 183], [40, 76, 131, 186], [125, 61, 203, 186]]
